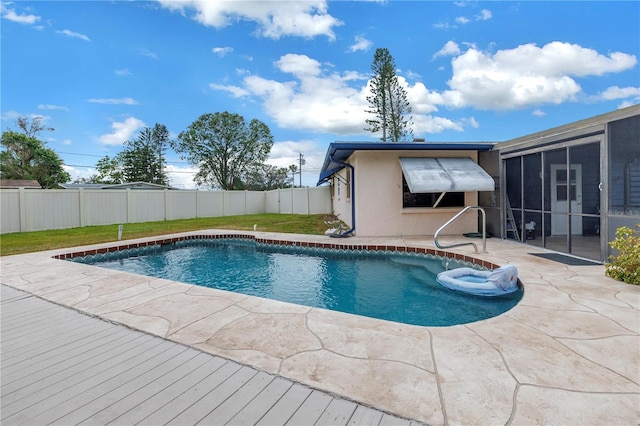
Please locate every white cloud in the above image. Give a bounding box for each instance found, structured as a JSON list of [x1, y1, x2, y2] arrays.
[[157, 0, 342, 40], [442, 8, 492, 29], [348, 35, 372, 53], [532, 109, 546, 117], [618, 100, 640, 109], [0, 109, 21, 122], [463, 116, 479, 129], [209, 83, 251, 98], [165, 164, 199, 189], [139, 48, 158, 59], [413, 114, 464, 134], [433, 21, 454, 30], [405, 70, 422, 81], [115, 69, 133, 76], [267, 140, 321, 167], [239, 54, 371, 135], [99, 117, 145, 145], [1, 4, 40, 24], [212, 46, 233, 57], [598, 86, 640, 100], [598, 86, 640, 109], [63, 165, 96, 182], [433, 41, 461, 59], [446, 41, 638, 110], [57, 29, 91, 42], [476, 9, 492, 21], [88, 97, 138, 105], [61, 138, 72, 145], [276, 53, 323, 77], [38, 104, 68, 111], [406, 82, 441, 115]]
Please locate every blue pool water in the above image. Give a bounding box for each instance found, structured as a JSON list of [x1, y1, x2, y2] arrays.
[[78, 240, 522, 326]]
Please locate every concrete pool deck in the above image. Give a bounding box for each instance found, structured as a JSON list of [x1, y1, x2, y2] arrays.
[[1, 230, 638, 425]]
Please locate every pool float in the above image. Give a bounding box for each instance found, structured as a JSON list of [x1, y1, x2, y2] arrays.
[[436, 265, 519, 297]]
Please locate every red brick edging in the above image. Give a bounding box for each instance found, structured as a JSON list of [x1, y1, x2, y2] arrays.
[[53, 233, 500, 270]]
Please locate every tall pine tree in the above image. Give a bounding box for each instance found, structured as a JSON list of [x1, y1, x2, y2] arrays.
[[92, 123, 170, 185], [120, 124, 170, 185], [365, 48, 413, 142]]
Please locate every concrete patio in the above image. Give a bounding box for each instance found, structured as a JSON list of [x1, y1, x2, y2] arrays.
[[1, 230, 638, 425]]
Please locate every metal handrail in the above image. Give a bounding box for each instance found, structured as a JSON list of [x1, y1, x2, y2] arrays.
[[434, 206, 487, 253]]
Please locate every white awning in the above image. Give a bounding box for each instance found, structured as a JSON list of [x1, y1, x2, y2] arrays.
[[400, 157, 495, 192]]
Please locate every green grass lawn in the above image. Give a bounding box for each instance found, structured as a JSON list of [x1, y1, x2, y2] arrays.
[[0, 214, 334, 256]]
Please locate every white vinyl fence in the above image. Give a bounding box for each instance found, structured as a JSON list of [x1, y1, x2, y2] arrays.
[[0, 187, 332, 234]]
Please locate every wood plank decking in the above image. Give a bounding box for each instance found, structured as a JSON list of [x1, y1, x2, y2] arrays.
[[1, 285, 417, 426]]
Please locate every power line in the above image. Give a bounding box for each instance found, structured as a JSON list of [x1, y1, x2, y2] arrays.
[[62, 163, 197, 174], [58, 151, 105, 158], [58, 151, 189, 165]]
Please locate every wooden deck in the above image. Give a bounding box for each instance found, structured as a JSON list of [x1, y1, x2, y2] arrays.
[[1, 285, 417, 426]]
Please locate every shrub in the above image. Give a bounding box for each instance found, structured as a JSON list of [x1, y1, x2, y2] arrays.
[[605, 225, 640, 285]]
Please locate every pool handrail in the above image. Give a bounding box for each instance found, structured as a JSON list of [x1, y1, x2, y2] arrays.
[[434, 206, 487, 253]]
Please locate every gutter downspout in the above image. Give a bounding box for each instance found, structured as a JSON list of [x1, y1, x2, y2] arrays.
[[330, 156, 355, 237]]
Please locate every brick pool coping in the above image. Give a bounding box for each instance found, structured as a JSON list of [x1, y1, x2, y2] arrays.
[[53, 233, 502, 270]]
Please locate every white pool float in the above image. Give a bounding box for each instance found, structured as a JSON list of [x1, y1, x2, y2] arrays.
[[436, 265, 519, 297]]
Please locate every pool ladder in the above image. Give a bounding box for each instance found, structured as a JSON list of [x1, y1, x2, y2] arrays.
[[434, 206, 487, 253]]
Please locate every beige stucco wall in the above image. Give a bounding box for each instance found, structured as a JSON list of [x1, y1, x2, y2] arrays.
[[330, 168, 353, 230], [330, 150, 485, 237]]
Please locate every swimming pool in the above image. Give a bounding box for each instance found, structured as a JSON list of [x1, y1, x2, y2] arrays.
[[71, 237, 522, 326]]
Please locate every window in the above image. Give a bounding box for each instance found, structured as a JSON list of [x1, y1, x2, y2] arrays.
[[345, 168, 351, 200], [402, 176, 464, 208], [331, 176, 336, 198], [398, 157, 490, 208]]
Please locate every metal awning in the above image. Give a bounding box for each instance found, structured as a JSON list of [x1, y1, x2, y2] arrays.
[[399, 157, 495, 193]]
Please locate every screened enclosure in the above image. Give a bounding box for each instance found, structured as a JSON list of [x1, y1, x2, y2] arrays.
[[608, 114, 640, 248], [494, 105, 639, 262], [503, 142, 601, 260]]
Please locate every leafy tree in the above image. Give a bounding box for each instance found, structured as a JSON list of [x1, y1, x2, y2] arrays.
[[91, 123, 170, 185], [120, 124, 170, 185], [365, 48, 413, 142], [240, 164, 294, 190], [92, 154, 125, 184], [0, 131, 70, 188], [172, 112, 274, 190]]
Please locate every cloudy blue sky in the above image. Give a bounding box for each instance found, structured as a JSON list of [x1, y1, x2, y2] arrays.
[[2, 1, 638, 188]]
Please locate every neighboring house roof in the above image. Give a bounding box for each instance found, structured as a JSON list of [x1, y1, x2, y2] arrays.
[[0, 179, 42, 189], [317, 141, 495, 185], [59, 182, 177, 190], [59, 183, 107, 189]]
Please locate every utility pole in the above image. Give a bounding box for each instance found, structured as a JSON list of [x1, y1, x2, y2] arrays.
[[299, 152, 305, 187]]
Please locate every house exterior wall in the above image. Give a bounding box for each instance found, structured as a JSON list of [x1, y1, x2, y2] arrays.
[[330, 168, 352, 229], [330, 150, 483, 237]]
